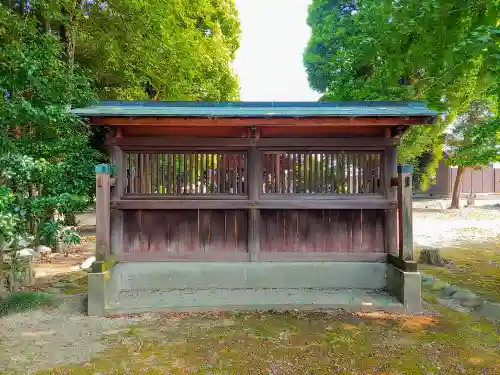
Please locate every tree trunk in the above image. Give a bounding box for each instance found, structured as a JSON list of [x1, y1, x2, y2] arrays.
[[450, 165, 465, 209], [418, 248, 444, 266]]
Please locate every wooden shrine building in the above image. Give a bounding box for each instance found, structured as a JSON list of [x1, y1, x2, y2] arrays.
[[73, 101, 438, 315]]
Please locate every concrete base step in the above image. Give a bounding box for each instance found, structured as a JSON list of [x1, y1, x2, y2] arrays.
[[106, 288, 404, 314], [110, 261, 388, 291]]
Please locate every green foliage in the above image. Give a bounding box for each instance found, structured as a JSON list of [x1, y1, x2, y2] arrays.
[[305, 0, 500, 184], [77, 0, 241, 100], [0, 291, 54, 317], [447, 101, 500, 167], [0, 4, 99, 262]]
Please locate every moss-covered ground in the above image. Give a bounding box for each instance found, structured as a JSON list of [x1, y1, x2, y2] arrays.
[[417, 245, 500, 302], [35, 295, 500, 375]]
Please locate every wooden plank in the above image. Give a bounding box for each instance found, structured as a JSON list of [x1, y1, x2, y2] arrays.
[[94, 116, 433, 127], [351, 209, 362, 251], [257, 252, 388, 262], [119, 252, 249, 262], [232, 154, 237, 194], [361, 210, 376, 252], [115, 199, 250, 210], [398, 165, 414, 260], [388, 254, 418, 272], [255, 199, 394, 210]]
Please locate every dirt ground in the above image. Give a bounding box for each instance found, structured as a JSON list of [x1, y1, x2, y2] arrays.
[[0, 201, 499, 374]]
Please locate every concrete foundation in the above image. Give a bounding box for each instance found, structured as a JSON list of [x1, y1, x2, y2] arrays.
[[87, 261, 421, 315], [386, 264, 422, 313]]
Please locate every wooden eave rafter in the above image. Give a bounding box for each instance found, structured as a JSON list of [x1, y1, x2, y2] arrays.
[[89, 115, 436, 127]]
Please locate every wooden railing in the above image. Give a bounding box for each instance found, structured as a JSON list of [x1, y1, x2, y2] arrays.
[[124, 152, 247, 195], [261, 151, 382, 195]]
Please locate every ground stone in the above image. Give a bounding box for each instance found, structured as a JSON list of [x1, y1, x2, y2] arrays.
[[476, 301, 500, 320], [421, 274, 435, 283], [37, 245, 52, 255], [80, 256, 96, 270], [460, 297, 483, 308], [452, 289, 477, 301], [430, 281, 449, 291], [439, 285, 459, 299], [53, 282, 77, 289]]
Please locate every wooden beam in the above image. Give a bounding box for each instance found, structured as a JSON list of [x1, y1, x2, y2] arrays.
[[255, 199, 393, 210], [387, 254, 418, 272], [258, 252, 388, 262], [95, 164, 112, 262], [114, 199, 251, 210], [256, 137, 400, 149], [115, 137, 251, 149], [118, 252, 249, 262], [112, 137, 400, 150], [113, 198, 394, 210], [91, 116, 433, 127], [397, 165, 414, 260]]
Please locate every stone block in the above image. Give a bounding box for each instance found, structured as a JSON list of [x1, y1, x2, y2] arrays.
[[88, 271, 109, 316], [386, 264, 422, 313]]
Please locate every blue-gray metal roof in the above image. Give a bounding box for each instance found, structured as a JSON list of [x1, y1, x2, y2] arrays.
[[72, 100, 439, 118]]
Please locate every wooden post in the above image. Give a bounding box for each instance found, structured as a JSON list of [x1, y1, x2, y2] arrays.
[[384, 146, 398, 255], [398, 164, 413, 260], [95, 164, 111, 262], [248, 145, 261, 261], [110, 146, 124, 258]]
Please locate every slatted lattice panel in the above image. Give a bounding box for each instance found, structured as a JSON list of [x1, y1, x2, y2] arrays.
[[124, 152, 247, 195], [262, 151, 382, 194]]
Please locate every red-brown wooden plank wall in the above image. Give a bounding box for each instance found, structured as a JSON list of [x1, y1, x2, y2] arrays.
[[259, 209, 384, 253]]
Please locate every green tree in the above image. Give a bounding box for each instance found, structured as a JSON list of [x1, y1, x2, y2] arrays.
[[304, 0, 499, 188], [446, 101, 499, 208], [0, 4, 100, 248], [76, 0, 241, 100]]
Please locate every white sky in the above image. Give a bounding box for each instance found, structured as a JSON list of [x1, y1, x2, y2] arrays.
[[232, 0, 320, 102]]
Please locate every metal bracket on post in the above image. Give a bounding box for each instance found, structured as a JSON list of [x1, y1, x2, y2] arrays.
[[397, 164, 414, 261]]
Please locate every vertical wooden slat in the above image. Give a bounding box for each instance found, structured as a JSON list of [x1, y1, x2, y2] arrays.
[[338, 153, 343, 193], [200, 153, 205, 194], [160, 153, 165, 194], [363, 153, 369, 194], [167, 153, 172, 194], [358, 153, 363, 194], [328, 153, 333, 193], [365, 153, 371, 193], [309, 153, 314, 193], [281, 153, 285, 194], [231, 153, 236, 194], [346, 152, 351, 194], [303, 153, 307, 193], [126, 153, 131, 194], [298, 153, 302, 193], [323, 153, 327, 193]]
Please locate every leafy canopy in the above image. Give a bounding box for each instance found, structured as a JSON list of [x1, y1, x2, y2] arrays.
[[304, 0, 499, 186], [77, 0, 241, 100]]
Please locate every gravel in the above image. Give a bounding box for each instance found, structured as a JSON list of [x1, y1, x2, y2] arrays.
[[413, 199, 500, 248], [0, 296, 140, 374]]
